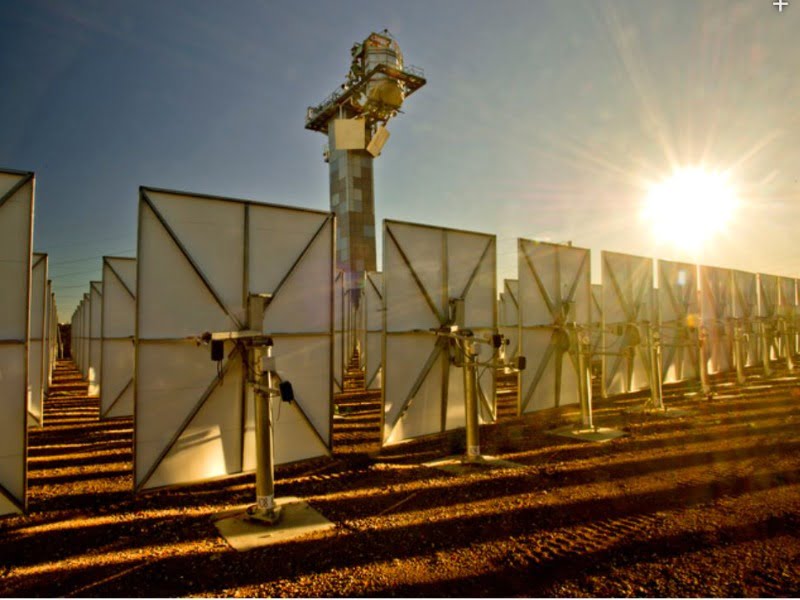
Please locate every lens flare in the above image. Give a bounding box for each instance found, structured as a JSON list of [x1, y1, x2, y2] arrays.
[[642, 167, 738, 251]]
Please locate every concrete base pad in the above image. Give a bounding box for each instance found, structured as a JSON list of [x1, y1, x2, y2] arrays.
[[547, 425, 626, 443], [627, 405, 695, 418], [213, 497, 334, 552], [661, 408, 695, 418], [423, 455, 525, 475]]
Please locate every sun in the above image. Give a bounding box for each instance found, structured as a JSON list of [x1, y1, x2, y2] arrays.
[[641, 167, 738, 252]]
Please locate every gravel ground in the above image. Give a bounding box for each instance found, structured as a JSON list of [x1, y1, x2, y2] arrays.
[[1, 360, 799, 597]]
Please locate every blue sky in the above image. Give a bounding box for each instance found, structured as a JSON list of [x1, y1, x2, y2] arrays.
[[1, 0, 798, 321]]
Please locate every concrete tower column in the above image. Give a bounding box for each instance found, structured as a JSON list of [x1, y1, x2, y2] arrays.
[[328, 134, 376, 296]]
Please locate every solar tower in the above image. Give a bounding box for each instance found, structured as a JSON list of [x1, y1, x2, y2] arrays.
[[305, 30, 426, 338]]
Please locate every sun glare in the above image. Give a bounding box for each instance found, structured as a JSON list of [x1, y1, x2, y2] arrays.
[[642, 167, 738, 252]]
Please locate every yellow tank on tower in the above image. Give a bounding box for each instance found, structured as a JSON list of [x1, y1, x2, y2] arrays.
[[361, 32, 405, 110]]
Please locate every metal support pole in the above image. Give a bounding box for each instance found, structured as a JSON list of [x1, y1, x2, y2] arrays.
[[345, 294, 352, 365], [647, 324, 664, 410], [794, 315, 800, 360], [462, 334, 481, 463], [780, 318, 794, 371], [793, 317, 799, 363], [248, 342, 281, 525], [600, 348, 608, 399], [760, 321, 772, 378], [733, 322, 746, 385], [577, 331, 594, 430], [698, 326, 711, 396], [675, 324, 686, 382]]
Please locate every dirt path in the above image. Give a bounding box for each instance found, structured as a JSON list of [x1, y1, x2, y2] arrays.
[[1, 360, 799, 596]]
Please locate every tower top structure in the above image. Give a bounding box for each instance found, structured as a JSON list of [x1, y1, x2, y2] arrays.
[[305, 30, 426, 137]]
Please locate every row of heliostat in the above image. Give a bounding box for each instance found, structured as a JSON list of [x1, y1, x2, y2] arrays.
[[3, 169, 798, 517], [499, 247, 799, 410], [60, 191, 800, 491], [0, 170, 61, 517]]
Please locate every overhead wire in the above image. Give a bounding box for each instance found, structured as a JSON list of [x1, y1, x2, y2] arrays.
[[37, 234, 135, 253], [55, 283, 97, 290], [49, 249, 135, 267], [51, 268, 103, 280]]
